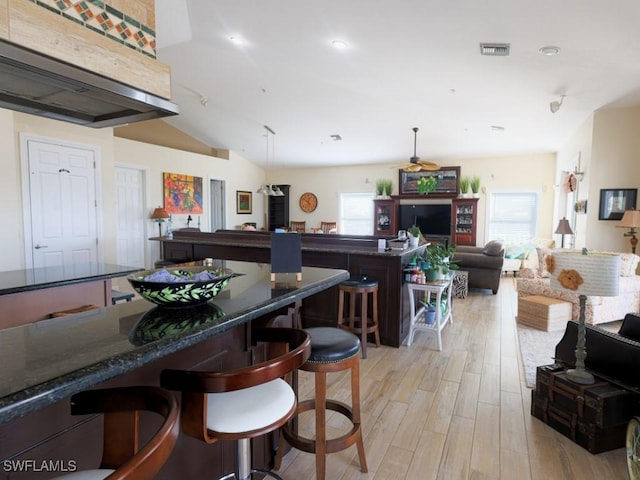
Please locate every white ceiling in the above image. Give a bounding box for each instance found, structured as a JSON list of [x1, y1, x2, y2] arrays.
[[154, 0, 640, 169]]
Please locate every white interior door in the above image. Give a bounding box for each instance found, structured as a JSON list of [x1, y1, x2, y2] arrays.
[[115, 166, 147, 268], [26, 138, 99, 269]]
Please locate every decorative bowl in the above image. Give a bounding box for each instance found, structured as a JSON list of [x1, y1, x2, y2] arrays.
[[127, 266, 233, 308]]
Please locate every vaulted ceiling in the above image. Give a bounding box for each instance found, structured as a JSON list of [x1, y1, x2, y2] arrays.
[[155, 0, 640, 168]]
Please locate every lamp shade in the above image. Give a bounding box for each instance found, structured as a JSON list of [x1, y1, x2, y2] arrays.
[[549, 251, 620, 297], [554, 217, 573, 235], [150, 207, 170, 220], [617, 209, 640, 229]]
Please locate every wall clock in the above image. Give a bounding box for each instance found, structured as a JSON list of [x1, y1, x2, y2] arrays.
[[299, 192, 318, 213]]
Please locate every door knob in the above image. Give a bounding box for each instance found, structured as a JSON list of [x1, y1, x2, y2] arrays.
[[34, 244, 48, 249]]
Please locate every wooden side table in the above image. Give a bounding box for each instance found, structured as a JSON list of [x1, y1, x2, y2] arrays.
[[405, 277, 453, 350]]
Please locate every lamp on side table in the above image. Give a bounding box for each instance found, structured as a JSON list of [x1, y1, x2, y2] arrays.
[[549, 249, 620, 384], [617, 209, 640, 254], [151, 207, 170, 237]]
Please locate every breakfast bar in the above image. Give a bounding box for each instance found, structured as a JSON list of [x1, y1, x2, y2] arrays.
[[154, 230, 427, 347], [0, 260, 348, 479]]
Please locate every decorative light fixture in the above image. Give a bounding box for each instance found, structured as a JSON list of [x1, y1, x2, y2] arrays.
[[617, 209, 640, 254], [150, 207, 170, 237], [554, 217, 574, 248], [550, 250, 620, 384], [256, 125, 284, 196], [550, 94, 565, 114]]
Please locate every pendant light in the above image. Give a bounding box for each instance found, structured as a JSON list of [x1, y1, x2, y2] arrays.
[[256, 125, 284, 196]]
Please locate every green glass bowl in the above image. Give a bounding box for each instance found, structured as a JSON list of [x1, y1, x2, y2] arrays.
[[127, 266, 232, 308]]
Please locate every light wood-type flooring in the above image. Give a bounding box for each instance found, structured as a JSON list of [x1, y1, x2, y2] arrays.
[[275, 276, 628, 480]]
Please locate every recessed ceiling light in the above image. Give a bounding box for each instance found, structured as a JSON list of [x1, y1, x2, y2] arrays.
[[539, 46, 561, 56], [491, 125, 505, 132], [330, 134, 342, 141], [229, 36, 245, 45], [331, 40, 348, 49]]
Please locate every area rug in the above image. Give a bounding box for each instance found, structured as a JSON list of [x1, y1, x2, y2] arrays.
[[516, 320, 621, 388], [516, 324, 565, 388]]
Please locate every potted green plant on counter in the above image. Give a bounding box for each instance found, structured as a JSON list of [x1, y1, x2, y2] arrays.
[[408, 225, 421, 247]]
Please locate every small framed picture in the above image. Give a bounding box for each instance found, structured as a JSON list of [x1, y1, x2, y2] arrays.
[[236, 190, 252, 214], [574, 199, 587, 215], [598, 188, 637, 220]]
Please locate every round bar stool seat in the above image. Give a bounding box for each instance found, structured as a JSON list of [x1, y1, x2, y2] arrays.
[[275, 327, 368, 480], [337, 275, 380, 358]]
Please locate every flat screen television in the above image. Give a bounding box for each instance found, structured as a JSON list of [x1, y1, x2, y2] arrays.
[[398, 204, 452, 236]]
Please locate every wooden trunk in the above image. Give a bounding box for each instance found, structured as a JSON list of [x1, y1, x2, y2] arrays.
[[531, 364, 640, 454]]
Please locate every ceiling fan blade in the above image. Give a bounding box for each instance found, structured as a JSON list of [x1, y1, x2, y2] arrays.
[[401, 164, 423, 172]]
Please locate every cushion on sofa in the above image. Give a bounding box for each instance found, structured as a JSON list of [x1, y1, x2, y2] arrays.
[[618, 312, 640, 341], [504, 242, 535, 260], [482, 240, 504, 256]]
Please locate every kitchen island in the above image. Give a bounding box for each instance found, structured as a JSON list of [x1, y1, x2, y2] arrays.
[[0, 260, 348, 479], [0, 263, 141, 329], [154, 230, 427, 347]]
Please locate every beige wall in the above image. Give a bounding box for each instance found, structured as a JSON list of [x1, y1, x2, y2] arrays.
[[271, 152, 557, 245], [2, 111, 265, 271]]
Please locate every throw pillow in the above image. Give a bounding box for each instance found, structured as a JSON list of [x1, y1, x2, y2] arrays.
[[618, 313, 640, 341], [483, 240, 504, 256], [536, 247, 553, 278]]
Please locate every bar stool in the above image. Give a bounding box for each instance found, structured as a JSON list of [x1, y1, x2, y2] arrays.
[[161, 327, 311, 480], [52, 386, 179, 480], [337, 275, 380, 358], [275, 327, 368, 480]]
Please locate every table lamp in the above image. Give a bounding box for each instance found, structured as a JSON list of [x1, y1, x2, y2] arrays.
[[549, 249, 620, 384], [151, 207, 170, 237], [554, 217, 573, 248], [616, 209, 640, 254]]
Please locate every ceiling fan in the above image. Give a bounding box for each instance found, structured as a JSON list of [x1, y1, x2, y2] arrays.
[[397, 127, 440, 172]]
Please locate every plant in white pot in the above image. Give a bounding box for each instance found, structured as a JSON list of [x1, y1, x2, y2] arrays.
[[408, 226, 421, 247], [459, 176, 470, 198], [470, 176, 481, 198]]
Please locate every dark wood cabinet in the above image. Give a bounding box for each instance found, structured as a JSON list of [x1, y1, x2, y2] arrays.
[[268, 184, 290, 231], [373, 198, 398, 236], [452, 198, 478, 246]]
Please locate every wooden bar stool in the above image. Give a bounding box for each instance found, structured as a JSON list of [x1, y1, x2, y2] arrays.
[[52, 386, 179, 480], [337, 275, 380, 358], [161, 327, 311, 480], [275, 327, 368, 480]]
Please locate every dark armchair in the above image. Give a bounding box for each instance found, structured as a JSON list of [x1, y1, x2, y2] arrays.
[[453, 240, 505, 294]]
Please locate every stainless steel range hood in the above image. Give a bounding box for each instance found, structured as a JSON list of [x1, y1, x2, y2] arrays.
[[0, 40, 179, 128]]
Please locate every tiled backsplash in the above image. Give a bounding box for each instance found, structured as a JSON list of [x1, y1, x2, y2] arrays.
[[33, 0, 156, 58]]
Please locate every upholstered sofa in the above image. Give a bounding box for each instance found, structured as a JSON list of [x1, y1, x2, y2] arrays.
[[555, 313, 640, 389], [454, 241, 505, 294], [516, 249, 640, 325]]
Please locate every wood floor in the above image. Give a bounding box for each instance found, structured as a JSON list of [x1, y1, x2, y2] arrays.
[[276, 276, 628, 480]]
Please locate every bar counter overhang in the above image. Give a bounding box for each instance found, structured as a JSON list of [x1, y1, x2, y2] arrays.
[[0, 260, 348, 479]]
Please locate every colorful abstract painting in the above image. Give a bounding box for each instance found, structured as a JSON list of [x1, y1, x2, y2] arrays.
[[163, 172, 203, 214]]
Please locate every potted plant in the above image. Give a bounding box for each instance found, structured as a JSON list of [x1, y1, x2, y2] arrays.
[[420, 300, 437, 325], [423, 243, 458, 280], [417, 176, 438, 195], [408, 226, 421, 247], [375, 179, 386, 198], [470, 176, 481, 198], [375, 179, 393, 198], [459, 176, 470, 198], [383, 179, 393, 197]]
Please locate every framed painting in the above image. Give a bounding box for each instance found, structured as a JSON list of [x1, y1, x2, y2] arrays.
[[399, 166, 460, 198], [598, 188, 637, 220], [163, 172, 203, 214], [236, 191, 252, 214]]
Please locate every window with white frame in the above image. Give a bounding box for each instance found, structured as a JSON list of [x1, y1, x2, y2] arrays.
[[487, 192, 538, 244], [338, 193, 374, 235]]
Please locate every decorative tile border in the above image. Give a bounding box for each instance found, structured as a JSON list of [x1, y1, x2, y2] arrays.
[[32, 0, 156, 58]]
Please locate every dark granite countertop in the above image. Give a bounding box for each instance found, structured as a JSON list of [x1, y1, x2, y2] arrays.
[[0, 263, 142, 296], [0, 260, 348, 424], [152, 233, 426, 257]]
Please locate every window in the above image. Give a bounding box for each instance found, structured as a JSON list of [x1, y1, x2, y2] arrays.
[[487, 192, 538, 244], [339, 193, 374, 235]]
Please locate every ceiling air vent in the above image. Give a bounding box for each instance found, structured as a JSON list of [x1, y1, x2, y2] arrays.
[[480, 43, 510, 56]]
